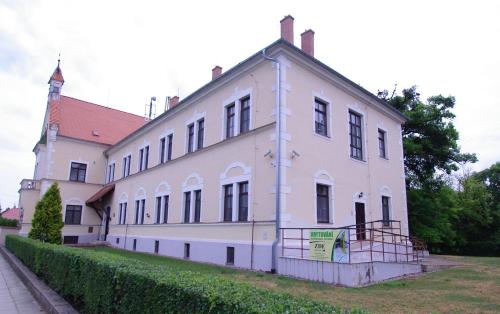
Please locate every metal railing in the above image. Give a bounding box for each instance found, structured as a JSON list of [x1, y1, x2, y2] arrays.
[[280, 220, 421, 264]]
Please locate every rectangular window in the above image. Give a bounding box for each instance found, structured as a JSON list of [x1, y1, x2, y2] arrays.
[[382, 196, 390, 226], [116, 238, 120, 244], [162, 195, 169, 224], [134, 200, 140, 224], [123, 155, 131, 177], [238, 182, 249, 221], [154, 240, 159, 254], [139, 148, 144, 171], [378, 129, 387, 159], [184, 192, 191, 223], [226, 247, 235, 265], [65, 205, 82, 225], [315, 99, 328, 136], [159, 137, 166, 164], [223, 184, 233, 222], [316, 184, 330, 223], [184, 243, 190, 259], [107, 163, 115, 183], [133, 239, 137, 251], [69, 162, 87, 182], [135, 200, 145, 225], [155, 196, 162, 224], [197, 119, 204, 150], [349, 111, 363, 160], [194, 190, 201, 223], [140, 199, 145, 224], [118, 202, 127, 225], [226, 103, 235, 139], [187, 124, 195, 153], [167, 134, 173, 161], [144, 146, 149, 169], [240, 96, 250, 134], [63, 236, 78, 244], [139, 146, 149, 171]]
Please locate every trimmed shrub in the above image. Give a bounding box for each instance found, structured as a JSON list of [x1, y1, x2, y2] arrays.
[[0, 216, 18, 227], [29, 182, 63, 244], [5, 235, 359, 314]]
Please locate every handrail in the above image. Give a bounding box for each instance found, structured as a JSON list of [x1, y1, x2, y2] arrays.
[[280, 220, 421, 264]]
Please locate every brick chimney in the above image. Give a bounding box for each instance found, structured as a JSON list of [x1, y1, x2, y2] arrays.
[[212, 66, 222, 80], [301, 29, 315, 57], [280, 15, 294, 44], [169, 96, 179, 108]]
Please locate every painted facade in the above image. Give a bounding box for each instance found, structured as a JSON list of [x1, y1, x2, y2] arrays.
[[18, 16, 408, 272]]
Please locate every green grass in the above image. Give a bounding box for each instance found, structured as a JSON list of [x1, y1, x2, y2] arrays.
[[87, 247, 500, 313]]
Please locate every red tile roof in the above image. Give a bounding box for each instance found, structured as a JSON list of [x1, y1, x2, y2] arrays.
[[1, 207, 20, 220], [49, 95, 146, 145]]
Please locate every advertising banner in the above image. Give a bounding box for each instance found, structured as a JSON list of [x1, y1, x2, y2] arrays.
[[309, 229, 349, 263]]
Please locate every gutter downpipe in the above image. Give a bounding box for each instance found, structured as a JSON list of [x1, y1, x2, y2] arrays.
[[262, 48, 281, 273]]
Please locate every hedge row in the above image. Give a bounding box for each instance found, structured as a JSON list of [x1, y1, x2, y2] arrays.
[[0, 216, 18, 227], [5, 235, 359, 314]]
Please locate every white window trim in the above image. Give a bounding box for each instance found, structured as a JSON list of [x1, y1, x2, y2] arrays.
[[154, 181, 171, 224], [313, 171, 335, 225], [134, 187, 147, 225], [181, 173, 204, 223], [68, 160, 89, 183], [117, 192, 128, 224], [63, 198, 84, 225], [137, 142, 151, 172], [219, 162, 252, 222], [346, 106, 368, 163], [106, 160, 116, 184], [158, 129, 174, 164], [122, 152, 132, 178], [184, 111, 206, 154], [312, 92, 333, 139], [220, 88, 252, 141], [380, 186, 393, 222], [376, 124, 390, 160]]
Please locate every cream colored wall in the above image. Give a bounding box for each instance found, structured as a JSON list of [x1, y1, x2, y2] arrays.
[[50, 137, 108, 184], [18, 189, 39, 226], [283, 56, 408, 234]]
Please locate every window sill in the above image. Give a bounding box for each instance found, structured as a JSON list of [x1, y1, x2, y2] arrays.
[[349, 157, 367, 164], [312, 132, 333, 141], [379, 156, 390, 161]]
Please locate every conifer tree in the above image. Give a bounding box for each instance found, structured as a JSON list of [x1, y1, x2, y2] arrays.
[[29, 182, 64, 244]]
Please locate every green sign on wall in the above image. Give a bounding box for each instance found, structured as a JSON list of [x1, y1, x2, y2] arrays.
[[309, 229, 349, 263]]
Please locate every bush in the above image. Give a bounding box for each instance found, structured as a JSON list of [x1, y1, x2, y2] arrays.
[[5, 235, 355, 314], [0, 216, 18, 227], [29, 182, 63, 244]]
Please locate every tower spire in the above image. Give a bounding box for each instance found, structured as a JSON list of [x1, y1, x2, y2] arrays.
[[48, 56, 64, 101]]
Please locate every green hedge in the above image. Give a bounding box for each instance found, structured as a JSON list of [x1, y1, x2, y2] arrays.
[[0, 216, 18, 227], [5, 235, 358, 314]]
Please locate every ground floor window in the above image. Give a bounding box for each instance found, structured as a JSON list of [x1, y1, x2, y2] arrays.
[[63, 236, 78, 244], [118, 202, 127, 225], [134, 199, 145, 224], [65, 205, 82, 225], [382, 196, 391, 226], [316, 184, 330, 223], [223, 181, 249, 222]]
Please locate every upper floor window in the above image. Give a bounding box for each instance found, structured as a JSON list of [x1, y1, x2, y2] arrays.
[[122, 155, 131, 177], [106, 163, 115, 183], [134, 199, 145, 224], [382, 196, 390, 226], [197, 119, 204, 150], [225, 103, 235, 139], [160, 134, 174, 164], [118, 202, 127, 225], [138, 146, 149, 172], [378, 129, 387, 159], [240, 96, 250, 134], [65, 205, 82, 225], [316, 184, 330, 223], [187, 124, 195, 153], [314, 99, 328, 136], [69, 162, 87, 182], [349, 111, 363, 160]]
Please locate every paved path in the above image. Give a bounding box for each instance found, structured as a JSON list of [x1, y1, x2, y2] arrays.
[[0, 252, 45, 314]]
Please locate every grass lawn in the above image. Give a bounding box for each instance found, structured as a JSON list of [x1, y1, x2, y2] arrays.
[[87, 247, 500, 313]]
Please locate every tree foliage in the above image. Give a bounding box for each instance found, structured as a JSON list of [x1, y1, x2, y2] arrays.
[[28, 182, 63, 244]]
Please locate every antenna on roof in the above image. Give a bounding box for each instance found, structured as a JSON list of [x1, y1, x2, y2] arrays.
[[165, 96, 171, 112], [57, 53, 61, 67], [147, 96, 156, 120]]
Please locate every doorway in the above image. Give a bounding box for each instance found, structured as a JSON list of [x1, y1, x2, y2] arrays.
[[104, 206, 111, 241], [355, 202, 366, 240]]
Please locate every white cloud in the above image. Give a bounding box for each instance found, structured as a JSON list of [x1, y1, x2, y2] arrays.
[[0, 0, 499, 207]]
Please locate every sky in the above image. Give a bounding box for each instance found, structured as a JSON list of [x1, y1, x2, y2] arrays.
[[0, 0, 499, 208]]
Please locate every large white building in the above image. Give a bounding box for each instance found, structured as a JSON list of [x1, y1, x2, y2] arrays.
[[19, 17, 416, 281]]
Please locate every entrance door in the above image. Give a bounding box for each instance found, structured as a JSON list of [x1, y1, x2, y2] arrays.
[[104, 206, 111, 241], [355, 202, 366, 240]]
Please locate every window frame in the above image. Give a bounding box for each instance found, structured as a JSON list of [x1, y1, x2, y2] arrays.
[[349, 110, 364, 161], [106, 162, 115, 184], [238, 181, 249, 222], [197, 119, 204, 150], [122, 154, 132, 178], [225, 103, 236, 139], [316, 184, 330, 224], [69, 161, 87, 183], [382, 196, 391, 227], [118, 202, 127, 225], [239, 96, 251, 134], [64, 204, 83, 225], [187, 123, 195, 153], [378, 128, 388, 159], [314, 98, 328, 137], [138, 145, 150, 172]]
